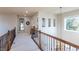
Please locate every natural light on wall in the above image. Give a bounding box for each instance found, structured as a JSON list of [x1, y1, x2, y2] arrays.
[[19, 18, 25, 31], [64, 16, 79, 32]]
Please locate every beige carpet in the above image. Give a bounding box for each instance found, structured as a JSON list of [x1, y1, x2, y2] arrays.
[[10, 33, 40, 51]]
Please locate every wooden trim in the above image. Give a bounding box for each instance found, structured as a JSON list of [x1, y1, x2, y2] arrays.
[[37, 30, 79, 49]]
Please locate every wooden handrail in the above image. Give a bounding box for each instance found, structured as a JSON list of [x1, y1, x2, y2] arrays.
[[7, 28, 16, 51], [0, 27, 16, 51], [37, 30, 79, 49]]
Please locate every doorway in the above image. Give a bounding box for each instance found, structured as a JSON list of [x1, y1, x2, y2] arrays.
[[19, 18, 25, 32]]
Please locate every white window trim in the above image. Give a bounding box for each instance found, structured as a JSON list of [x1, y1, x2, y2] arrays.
[[64, 16, 79, 33]]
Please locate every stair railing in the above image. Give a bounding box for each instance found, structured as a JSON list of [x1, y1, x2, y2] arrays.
[[0, 27, 16, 51], [32, 30, 79, 51]]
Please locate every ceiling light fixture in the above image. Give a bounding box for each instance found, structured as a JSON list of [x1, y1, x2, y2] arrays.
[[26, 10, 28, 14], [24, 11, 28, 16]]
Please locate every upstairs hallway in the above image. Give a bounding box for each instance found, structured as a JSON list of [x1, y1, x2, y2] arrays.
[[10, 33, 40, 51]]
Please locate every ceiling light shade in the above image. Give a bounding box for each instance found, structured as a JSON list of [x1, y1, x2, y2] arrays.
[[26, 10, 28, 14]]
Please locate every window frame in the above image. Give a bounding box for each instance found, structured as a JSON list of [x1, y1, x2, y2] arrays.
[[64, 16, 79, 33], [42, 18, 46, 27], [19, 17, 25, 31], [48, 18, 51, 27]]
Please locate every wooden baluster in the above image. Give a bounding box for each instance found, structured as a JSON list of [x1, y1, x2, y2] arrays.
[[54, 39, 57, 51], [6, 31, 9, 51], [6, 34, 9, 51], [76, 48, 78, 51], [8, 32, 10, 51], [60, 41, 61, 51], [0, 39, 1, 51], [51, 38, 52, 51], [56, 40, 58, 51], [43, 34, 45, 50], [49, 37, 51, 51], [50, 37, 51, 51], [7, 31, 11, 51], [0, 39, 2, 50], [37, 31, 39, 44], [1, 39, 2, 51], [1, 38, 2, 51], [47, 36, 48, 51], [49, 37, 52, 51], [39, 31, 42, 50], [48, 36, 50, 51], [9, 31, 12, 51], [64, 44, 65, 51], [5, 38, 7, 50], [48, 37, 50, 51], [61, 42, 65, 51], [69, 46, 71, 51], [60, 42, 64, 51], [47, 36, 49, 51], [53, 39, 55, 51]]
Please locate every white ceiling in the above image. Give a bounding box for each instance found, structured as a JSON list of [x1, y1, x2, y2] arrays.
[[0, 7, 79, 16]]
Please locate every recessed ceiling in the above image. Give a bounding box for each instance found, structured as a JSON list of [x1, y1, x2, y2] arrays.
[[0, 7, 79, 16]]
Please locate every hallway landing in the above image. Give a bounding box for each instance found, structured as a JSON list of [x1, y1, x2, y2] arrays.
[[10, 33, 40, 51]]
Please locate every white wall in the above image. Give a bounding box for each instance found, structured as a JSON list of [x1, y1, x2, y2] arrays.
[[57, 9, 79, 45], [30, 11, 57, 50], [56, 14, 63, 38], [30, 13, 38, 29], [17, 16, 31, 34], [28, 11, 57, 36], [24, 17, 31, 34], [0, 14, 17, 36], [0, 14, 36, 36], [38, 11, 57, 36]]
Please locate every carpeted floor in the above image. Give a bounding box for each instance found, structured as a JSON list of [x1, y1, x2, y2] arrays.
[[10, 33, 40, 51]]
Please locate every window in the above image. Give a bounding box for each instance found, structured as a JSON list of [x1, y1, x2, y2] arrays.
[[42, 18, 45, 27], [20, 22, 24, 30], [48, 18, 51, 27], [65, 16, 79, 31]]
